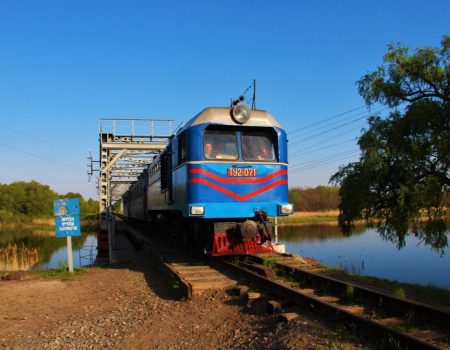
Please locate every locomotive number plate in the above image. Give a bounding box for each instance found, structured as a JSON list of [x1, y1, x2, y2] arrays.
[[227, 168, 256, 177]]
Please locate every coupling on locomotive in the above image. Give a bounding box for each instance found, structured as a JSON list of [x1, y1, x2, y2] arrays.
[[122, 102, 293, 256]]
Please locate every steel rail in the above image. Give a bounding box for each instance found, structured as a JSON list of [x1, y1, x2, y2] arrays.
[[248, 255, 450, 329], [119, 218, 449, 347], [220, 258, 448, 350]]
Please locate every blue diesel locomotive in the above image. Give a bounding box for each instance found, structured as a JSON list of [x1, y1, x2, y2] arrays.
[[122, 104, 293, 255]]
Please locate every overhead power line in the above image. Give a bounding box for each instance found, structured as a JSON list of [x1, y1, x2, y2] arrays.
[[288, 105, 367, 136], [0, 124, 78, 152], [0, 142, 83, 171], [288, 105, 389, 144], [289, 125, 364, 155], [290, 149, 358, 170], [289, 114, 369, 148], [290, 150, 360, 174], [289, 138, 358, 159]]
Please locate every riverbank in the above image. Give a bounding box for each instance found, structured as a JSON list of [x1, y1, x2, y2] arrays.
[[3, 228, 450, 349], [316, 263, 450, 309], [0, 215, 99, 228], [277, 210, 339, 225], [0, 217, 99, 271], [2, 249, 449, 349], [1, 212, 340, 227], [0, 246, 369, 350]]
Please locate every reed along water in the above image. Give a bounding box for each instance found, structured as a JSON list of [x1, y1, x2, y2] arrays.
[[0, 226, 97, 271]]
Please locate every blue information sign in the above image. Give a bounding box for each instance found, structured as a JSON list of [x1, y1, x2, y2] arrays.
[[55, 215, 81, 237], [54, 198, 81, 237], [54, 198, 80, 217]]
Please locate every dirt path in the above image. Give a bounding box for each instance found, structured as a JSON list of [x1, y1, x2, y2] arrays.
[[0, 245, 368, 350]]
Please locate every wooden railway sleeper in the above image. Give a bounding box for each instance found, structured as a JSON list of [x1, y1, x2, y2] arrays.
[[239, 260, 276, 279], [249, 255, 450, 330], [232, 256, 449, 349]]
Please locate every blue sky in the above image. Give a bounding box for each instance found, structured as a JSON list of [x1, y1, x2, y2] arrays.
[[0, 0, 449, 199]]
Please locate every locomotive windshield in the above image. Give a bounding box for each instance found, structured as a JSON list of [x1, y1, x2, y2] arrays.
[[204, 130, 238, 160], [242, 132, 275, 161], [204, 128, 276, 161]]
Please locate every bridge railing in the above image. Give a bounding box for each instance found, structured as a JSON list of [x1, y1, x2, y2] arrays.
[[99, 118, 175, 142]]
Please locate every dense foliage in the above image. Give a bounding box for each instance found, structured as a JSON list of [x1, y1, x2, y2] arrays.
[[331, 36, 450, 251], [289, 186, 339, 211], [0, 181, 98, 222]]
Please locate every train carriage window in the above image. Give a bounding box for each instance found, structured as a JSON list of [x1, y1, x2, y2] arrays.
[[178, 134, 187, 164], [160, 157, 168, 190], [242, 132, 275, 161], [204, 130, 238, 160]]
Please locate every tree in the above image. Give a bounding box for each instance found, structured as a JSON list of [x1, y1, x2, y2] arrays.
[[63, 192, 99, 216], [0, 181, 99, 220], [0, 181, 57, 217], [331, 36, 450, 252]]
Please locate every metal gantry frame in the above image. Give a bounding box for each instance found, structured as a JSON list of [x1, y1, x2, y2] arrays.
[[89, 119, 174, 245]]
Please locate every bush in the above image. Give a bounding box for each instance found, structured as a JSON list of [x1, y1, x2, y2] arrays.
[[0, 210, 21, 224], [289, 186, 339, 211]]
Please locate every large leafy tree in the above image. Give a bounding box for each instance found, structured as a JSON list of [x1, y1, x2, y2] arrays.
[[331, 36, 450, 251], [0, 181, 99, 219], [0, 181, 57, 217]]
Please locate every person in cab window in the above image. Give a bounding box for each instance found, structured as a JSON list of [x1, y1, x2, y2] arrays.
[[204, 142, 216, 159], [258, 142, 272, 160]]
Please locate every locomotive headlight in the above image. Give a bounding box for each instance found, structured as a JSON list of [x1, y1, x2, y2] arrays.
[[190, 205, 205, 215], [279, 204, 293, 215], [231, 104, 252, 124]]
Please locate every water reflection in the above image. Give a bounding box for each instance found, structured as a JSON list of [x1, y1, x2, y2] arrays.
[[0, 226, 97, 271], [0, 244, 40, 271], [36, 235, 98, 269], [279, 224, 366, 243], [278, 225, 450, 289]]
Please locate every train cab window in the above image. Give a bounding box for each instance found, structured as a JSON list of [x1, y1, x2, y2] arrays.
[[204, 130, 238, 160], [242, 132, 275, 161]]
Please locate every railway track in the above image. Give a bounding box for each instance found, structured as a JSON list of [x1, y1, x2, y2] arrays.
[[120, 218, 450, 348], [151, 246, 238, 298], [221, 253, 450, 350], [119, 218, 239, 297]]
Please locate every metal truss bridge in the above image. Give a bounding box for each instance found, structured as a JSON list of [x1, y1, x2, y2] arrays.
[[89, 118, 176, 226]]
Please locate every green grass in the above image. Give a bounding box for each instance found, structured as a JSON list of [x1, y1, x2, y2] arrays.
[[268, 258, 450, 309], [0, 214, 100, 227], [28, 267, 92, 281], [262, 258, 277, 269], [277, 215, 338, 225], [360, 275, 450, 308], [390, 319, 422, 334], [322, 267, 450, 309]]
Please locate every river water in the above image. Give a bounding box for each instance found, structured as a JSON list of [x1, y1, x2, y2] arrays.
[[35, 234, 98, 269], [3, 224, 449, 289], [278, 225, 450, 290], [0, 226, 97, 270]]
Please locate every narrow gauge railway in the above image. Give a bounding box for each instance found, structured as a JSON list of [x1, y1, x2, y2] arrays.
[[121, 216, 241, 297], [150, 244, 239, 298], [122, 101, 293, 257], [221, 254, 450, 350], [118, 100, 449, 348], [121, 217, 450, 349]]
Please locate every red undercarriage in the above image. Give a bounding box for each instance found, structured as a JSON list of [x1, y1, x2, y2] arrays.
[[211, 232, 273, 256]]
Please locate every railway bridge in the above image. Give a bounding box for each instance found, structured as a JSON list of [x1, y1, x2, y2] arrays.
[[89, 118, 176, 262]]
